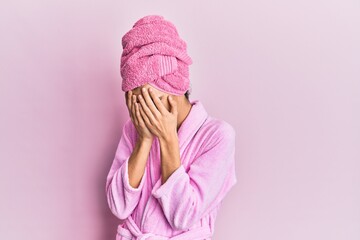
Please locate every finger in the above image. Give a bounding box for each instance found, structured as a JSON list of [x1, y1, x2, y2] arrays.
[[148, 88, 168, 115], [141, 87, 161, 118], [137, 94, 156, 125], [139, 103, 152, 128], [168, 95, 178, 115], [129, 95, 135, 122], [132, 95, 138, 126], [126, 91, 133, 117], [135, 103, 145, 128], [126, 91, 132, 109]]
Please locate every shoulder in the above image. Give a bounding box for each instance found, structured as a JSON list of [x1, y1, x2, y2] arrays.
[[203, 117, 235, 139], [194, 100, 236, 141], [189, 117, 236, 166], [198, 117, 236, 149]]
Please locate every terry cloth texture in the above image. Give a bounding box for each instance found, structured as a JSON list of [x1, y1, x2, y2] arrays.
[[120, 15, 193, 96], [106, 100, 237, 239]]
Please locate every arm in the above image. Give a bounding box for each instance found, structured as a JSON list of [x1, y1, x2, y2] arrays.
[[152, 123, 237, 230], [158, 133, 181, 184], [105, 121, 152, 220], [128, 138, 152, 188]]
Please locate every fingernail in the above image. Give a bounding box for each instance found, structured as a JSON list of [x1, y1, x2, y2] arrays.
[[142, 88, 146, 92]]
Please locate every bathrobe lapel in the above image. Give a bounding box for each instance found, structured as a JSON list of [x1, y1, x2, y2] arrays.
[[178, 99, 208, 151]]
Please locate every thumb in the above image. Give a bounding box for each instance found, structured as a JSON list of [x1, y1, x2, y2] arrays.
[[168, 95, 177, 115]]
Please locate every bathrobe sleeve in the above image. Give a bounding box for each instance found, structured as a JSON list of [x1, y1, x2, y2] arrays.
[[105, 120, 147, 220], [151, 122, 237, 231]]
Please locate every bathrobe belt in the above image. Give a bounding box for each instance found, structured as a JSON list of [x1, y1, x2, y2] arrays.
[[117, 215, 213, 240]]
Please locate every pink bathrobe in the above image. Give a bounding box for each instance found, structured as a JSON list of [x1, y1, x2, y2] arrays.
[[105, 99, 237, 240]]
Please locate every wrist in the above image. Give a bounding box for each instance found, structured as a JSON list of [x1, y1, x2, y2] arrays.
[[159, 131, 178, 144], [137, 137, 153, 148]]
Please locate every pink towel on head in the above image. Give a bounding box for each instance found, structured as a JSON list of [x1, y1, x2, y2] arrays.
[[120, 15, 193, 95]]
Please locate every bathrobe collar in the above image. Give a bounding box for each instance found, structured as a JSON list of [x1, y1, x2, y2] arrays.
[[151, 99, 209, 188], [176, 99, 208, 151]]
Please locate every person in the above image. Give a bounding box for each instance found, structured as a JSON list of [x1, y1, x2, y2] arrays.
[[105, 15, 237, 240]]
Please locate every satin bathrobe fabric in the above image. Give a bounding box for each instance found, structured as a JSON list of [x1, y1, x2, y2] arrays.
[[105, 99, 237, 240]]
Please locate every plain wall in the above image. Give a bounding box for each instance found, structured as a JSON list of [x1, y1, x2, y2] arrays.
[[0, 0, 359, 239]]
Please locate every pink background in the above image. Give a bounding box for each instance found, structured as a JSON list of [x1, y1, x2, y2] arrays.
[[1, 1, 359, 239]]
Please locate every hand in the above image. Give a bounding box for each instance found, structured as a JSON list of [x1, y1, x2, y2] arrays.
[[125, 90, 154, 142], [137, 87, 178, 141]]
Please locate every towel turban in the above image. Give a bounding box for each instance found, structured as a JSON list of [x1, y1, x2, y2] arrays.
[[120, 15, 193, 96]]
